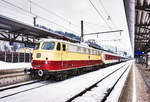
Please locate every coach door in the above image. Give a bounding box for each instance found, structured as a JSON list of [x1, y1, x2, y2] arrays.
[[61, 43, 68, 68]]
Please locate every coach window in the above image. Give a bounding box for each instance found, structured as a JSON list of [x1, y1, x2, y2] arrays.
[[62, 44, 66, 51], [56, 42, 61, 51], [83, 48, 85, 52], [109, 56, 111, 60], [88, 49, 90, 54], [98, 51, 100, 55], [105, 55, 108, 60]]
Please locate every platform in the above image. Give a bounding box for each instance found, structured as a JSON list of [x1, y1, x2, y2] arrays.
[[119, 62, 150, 102]]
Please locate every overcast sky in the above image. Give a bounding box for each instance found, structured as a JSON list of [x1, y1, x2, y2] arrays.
[[0, 0, 132, 55]]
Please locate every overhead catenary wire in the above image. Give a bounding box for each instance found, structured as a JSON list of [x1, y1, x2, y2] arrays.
[[88, 0, 112, 30], [98, 0, 117, 28], [98, 0, 110, 18], [0, 0, 37, 24], [38, 16, 80, 34], [87, 0, 122, 50], [27, 0, 80, 29], [83, 21, 117, 35], [1, 0, 80, 35], [84, 21, 117, 30], [30, 0, 92, 34], [1, 0, 119, 37], [1, 0, 36, 16], [28, 0, 90, 33]]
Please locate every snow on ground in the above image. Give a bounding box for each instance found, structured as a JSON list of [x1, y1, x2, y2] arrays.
[[105, 62, 132, 102], [0, 61, 31, 69], [73, 62, 132, 102], [0, 61, 132, 102]]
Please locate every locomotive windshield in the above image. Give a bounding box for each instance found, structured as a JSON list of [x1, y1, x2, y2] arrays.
[[41, 42, 55, 50]]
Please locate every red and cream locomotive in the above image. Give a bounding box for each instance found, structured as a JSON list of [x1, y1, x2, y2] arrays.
[[25, 39, 127, 80]]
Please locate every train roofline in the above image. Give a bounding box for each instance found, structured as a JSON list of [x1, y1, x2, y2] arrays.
[[37, 38, 101, 51], [36, 38, 127, 58]]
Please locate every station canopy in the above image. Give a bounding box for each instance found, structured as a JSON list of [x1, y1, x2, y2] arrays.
[[0, 15, 80, 46], [135, 0, 150, 53]]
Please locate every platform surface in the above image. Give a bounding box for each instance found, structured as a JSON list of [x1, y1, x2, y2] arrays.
[[119, 62, 150, 102]]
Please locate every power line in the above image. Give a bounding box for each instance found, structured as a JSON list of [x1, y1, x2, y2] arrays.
[[29, 0, 67, 22], [1, 0, 80, 35], [0, 1, 34, 18], [98, 0, 109, 18], [27, 0, 81, 30], [84, 21, 115, 29], [98, 0, 117, 28], [38, 16, 80, 34], [88, 0, 112, 30], [29, 0, 32, 13], [1, 0, 35, 16]]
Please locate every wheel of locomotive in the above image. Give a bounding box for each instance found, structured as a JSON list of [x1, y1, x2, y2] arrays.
[[76, 68, 82, 75], [54, 74, 66, 81], [29, 69, 37, 79], [71, 69, 77, 76], [37, 70, 48, 80], [102, 64, 106, 68], [42, 75, 49, 80]]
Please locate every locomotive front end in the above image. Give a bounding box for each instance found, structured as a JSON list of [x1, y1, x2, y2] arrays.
[[31, 41, 57, 77]]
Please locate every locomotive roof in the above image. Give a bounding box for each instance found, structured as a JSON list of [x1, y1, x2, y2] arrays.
[[39, 38, 126, 58], [39, 39, 99, 51]]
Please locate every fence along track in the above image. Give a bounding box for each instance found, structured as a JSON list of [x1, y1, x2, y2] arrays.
[[0, 80, 40, 92], [0, 68, 32, 87], [0, 51, 32, 63], [0, 80, 53, 99]]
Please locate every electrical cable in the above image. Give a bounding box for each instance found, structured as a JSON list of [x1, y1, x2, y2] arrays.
[[27, 0, 81, 30], [88, 0, 112, 30], [98, 0, 117, 28], [1, 0, 80, 34]]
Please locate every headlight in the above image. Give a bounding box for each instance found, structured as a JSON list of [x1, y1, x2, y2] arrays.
[[36, 53, 41, 58]]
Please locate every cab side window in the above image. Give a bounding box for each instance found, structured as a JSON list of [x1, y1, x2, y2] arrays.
[[62, 44, 66, 51], [57, 42, 61, 51]]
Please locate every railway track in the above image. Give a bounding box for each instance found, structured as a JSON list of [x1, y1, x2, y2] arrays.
[[66, 64, 130, 102], [0, 80, 54, 99], [0, 68, 32, 87], [0, 62, 131, 102], [0, 80, 40, 91]]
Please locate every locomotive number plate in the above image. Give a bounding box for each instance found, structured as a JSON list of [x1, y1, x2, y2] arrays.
[[35, 65, 41, 67]]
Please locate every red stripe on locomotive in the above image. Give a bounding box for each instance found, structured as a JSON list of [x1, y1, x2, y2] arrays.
[[32, 60, 103, 71]]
